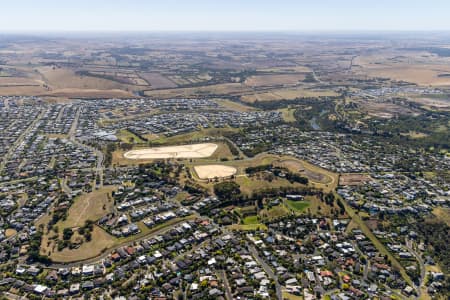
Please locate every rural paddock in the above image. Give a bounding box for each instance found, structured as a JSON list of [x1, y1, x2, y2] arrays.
[[124, 143, 218, 159], [194, 165, 237, 179]]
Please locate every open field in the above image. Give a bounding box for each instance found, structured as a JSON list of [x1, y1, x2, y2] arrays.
[[432, 207, 450, 226], [194, 164, 237, 179], [259, 205, 290, 220], [187, 154, 338, 193], [275, 159, 333, 184], [38, 66, 130, 90], [214, 98, 257, 112], [38, 187, 116, 261], [244, 74, 306, 87], [45, 225, 116, 263], [241, 87, 338, 103], [278, 108, 297, 122], [59, 186, 116, 228], [124, 143, 218, 159], [146, 128, 239, 145], [354, 52, 450, 86], [354, 99, 421, 119], [408, 96, 450, 111], [144, 83, 252, 98], [235, 176, 306, 196], [139, 72, 177, 89]]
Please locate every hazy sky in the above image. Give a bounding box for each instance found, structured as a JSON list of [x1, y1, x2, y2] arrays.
[[1, 0, 450, 32]]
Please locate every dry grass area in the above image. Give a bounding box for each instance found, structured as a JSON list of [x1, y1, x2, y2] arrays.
[[432, 207, 450, 226], [278, 108, 297, 122], [5, 229, 17, 238], [241, 87, 338, 103], [400, 131, 430, 139], [235, 176, 305, 196], [258, 66, 311, 73], [274, 158, 337, 191], [144, 83, 252, 98], [259, 205, 290, 220], [194, 165, 237, 179], [124, 143, 218, 159], [46, 226, 116, 263], [214, 99, 257, 112], [38, 187, 117, 262], [339, 174, 371, 186], [40, 88, 133, 98], [354, 53, 450, 86], [408, 96, 450, 111], [244, 74, 306, 87], [355, 99, 420, 119], [59, 186, 116, 228], [139, 72, 177, 89], [38, 66, 127, 90]]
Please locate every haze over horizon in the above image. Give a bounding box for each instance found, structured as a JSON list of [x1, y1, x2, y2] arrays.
[[1, 0, 450, 33]]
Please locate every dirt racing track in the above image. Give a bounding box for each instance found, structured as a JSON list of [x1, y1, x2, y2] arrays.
[[124, 143, 218, 159]]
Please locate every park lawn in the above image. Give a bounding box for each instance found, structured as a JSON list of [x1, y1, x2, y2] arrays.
[[243, 215, 259, 225], [285, 199, 310, 213]]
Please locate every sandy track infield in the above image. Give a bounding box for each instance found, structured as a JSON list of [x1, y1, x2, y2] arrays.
[[124, 143, 218, 159], [194, 165, 237, 179]]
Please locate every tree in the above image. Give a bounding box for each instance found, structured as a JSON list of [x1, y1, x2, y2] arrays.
[[62, 228, 73, 240], [214, 181, 241, 200]]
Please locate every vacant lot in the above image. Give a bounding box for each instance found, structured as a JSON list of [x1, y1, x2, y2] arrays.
[[124, 143, 218, 159], [339, 174, 371, 186], [194, 165, 237, 179]]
